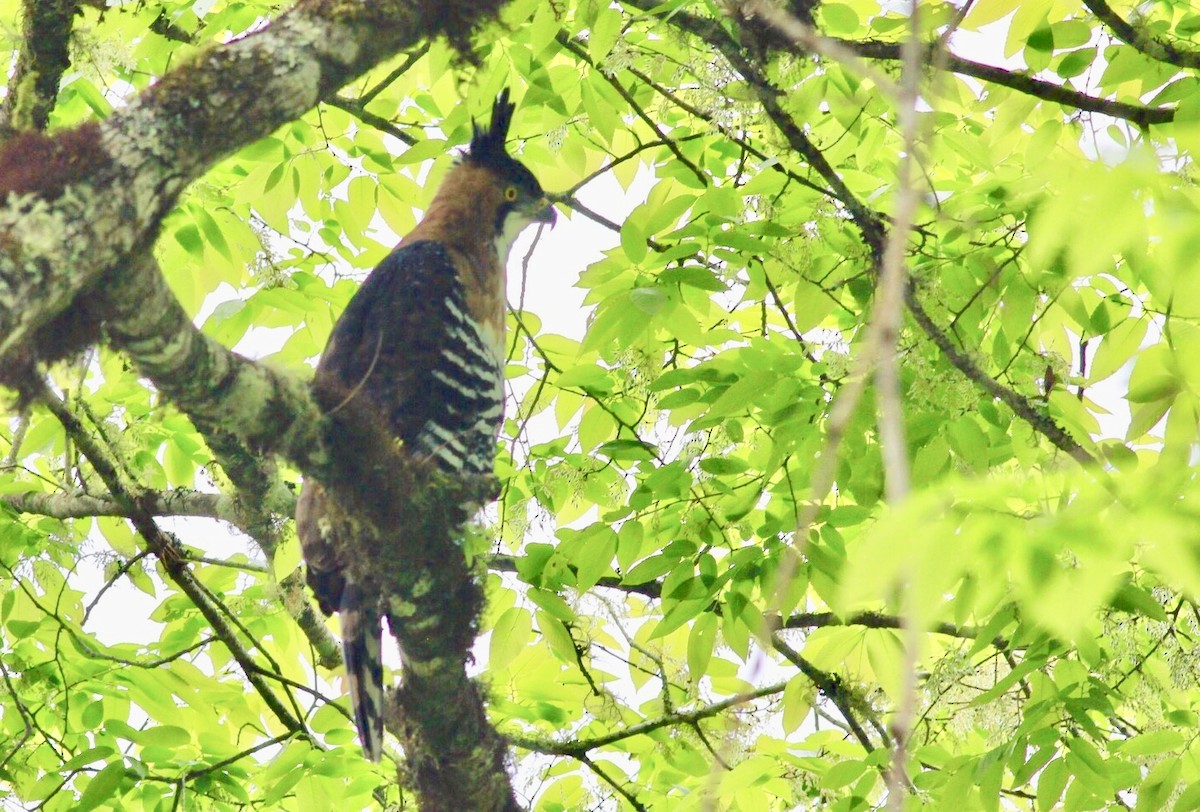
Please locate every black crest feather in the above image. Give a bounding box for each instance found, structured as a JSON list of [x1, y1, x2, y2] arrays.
[[467, 89, 515, 166]]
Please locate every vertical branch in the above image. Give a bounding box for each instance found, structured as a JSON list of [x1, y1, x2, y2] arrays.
[[880, 1, 923, 806], [0, 0, 81, 138]]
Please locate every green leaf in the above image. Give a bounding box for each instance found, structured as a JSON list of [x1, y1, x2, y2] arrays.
[[620, 219, 647, 264], [1108, 582, 1167, 621], [1117, 729, 1184, 756], [1036, 758, 1069, 810], [1089, 318, 1148, 383], [175, 223, 203, 258], [781, 677, 811, 735], [572, 526, 617, 591], [76, 760, 127, 812], [1127, 344, 1180, 403], [557, 363, 613, 390], [588, 6, 624, 61], [536, 611, 577, 663], [821, 758, 867, 790], [790, 279, 835, 331], [699, 456, 749, 475], [686, 613, 717, 680], [490, 607, 533, 671], [818, 4, 859, 36], [660, 266, 726, 292]]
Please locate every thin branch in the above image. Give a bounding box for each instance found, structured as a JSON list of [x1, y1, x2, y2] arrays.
[[771, 635, 880, 751], [358, 43, 431, 106], [82, 549, 154, 623], [1082, 0, 1200, 70], [326, 96, 418, 146], [510, 680, 788, 756], [556, 32, 709, 188], [846, 38, 1173, 128], [3, 407, 30, 465], [36, 383, 306, 736], [619, 62, 832, 198], [565, 133, 710, 196], [737, 0, 901, 99], [625, 0, 1172, 130], [876, 2, 922, 802], [485, 554, 661, 600], [0, 656, 36, 772], [904, 289, 1094, 464], [180, 732, 299, 782], [783, 610, 1015, 651], [578, 753, 648, 812]]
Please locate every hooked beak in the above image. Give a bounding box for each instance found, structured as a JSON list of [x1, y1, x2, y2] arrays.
[[534, 197, 558, 226]]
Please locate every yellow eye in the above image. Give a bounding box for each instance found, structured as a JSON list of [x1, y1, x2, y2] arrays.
[[504, 186, 518, 201]]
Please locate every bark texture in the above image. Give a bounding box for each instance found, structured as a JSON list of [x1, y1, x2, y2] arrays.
[[0, 0, 523, 808]]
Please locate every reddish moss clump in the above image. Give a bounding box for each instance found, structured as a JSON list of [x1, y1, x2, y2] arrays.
[[0, 121, 108, 201]]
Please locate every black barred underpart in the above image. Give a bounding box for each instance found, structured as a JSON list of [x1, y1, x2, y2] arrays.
[[414, 292, 503, 474], [313, 239, 504, 469], [304, 239, 505, 761]]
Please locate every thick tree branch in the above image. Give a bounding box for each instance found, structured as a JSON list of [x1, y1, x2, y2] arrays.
[[1, 487, 245, 523], [0, 0, 506, 370], [100, 256, 323, 489], [0, 0, 81, 138]]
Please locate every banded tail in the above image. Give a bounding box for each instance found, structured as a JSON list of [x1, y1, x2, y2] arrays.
[[340, 582, 384, 762]]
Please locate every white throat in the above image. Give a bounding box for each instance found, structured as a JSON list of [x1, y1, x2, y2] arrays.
[[493, 210, 536, 262]]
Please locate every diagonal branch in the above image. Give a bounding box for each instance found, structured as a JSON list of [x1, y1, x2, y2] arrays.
[[904, 288, 1094, 463], [1081, 0, 1200, 70], [621, 0, 1095, 466], [1, 478, 341, 669], [845, 38, 1174, 128], [100, 255, 326, 478], [509, 680, 789, 756], [0, 0, 508, 372], [555, 32, 708, 187], [771, 635, 883, 750], [35, 382, 307, 736]]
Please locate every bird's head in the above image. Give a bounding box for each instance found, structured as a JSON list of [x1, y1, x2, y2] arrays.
[[462, 88, 556, 257]]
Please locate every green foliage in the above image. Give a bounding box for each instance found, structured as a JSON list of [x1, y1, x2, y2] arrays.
[[7, 0, 1200, 809]]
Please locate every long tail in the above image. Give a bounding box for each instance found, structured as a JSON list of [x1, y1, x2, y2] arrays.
[[340, 582, 384, 762]]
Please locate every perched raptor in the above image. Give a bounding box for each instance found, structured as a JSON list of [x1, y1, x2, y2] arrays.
[[295, 89, 555, 761]]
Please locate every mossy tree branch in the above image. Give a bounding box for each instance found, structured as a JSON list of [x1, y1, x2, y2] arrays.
[[0, 0, 80, 138], [0, 0, 506, 372]]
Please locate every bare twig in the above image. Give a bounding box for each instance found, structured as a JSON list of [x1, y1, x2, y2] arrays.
[[737, 0, 901, 99], [1082, 0, 1200, 69], [556, 32, 709, 188], [509, 680, 789, 756]]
